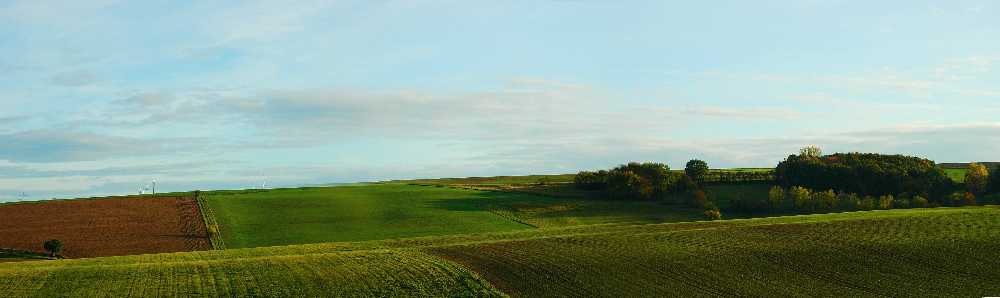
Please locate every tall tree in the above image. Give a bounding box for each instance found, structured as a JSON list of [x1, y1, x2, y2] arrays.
[[989, 165, 1000, 194], [685, 159, 709, 184], [965, 163, 989, 195]]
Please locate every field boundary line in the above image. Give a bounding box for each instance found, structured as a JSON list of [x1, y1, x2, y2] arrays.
[[195, 194, 227, 250]]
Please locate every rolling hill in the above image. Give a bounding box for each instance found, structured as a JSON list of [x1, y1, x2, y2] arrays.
[[1, 206, 996, 297]]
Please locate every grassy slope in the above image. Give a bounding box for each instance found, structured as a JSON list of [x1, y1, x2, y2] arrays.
[[1, 207, 996, 297], [432, 206, 1000, 297], [204, 184, 532, 248], [205, 184, 713, 249]]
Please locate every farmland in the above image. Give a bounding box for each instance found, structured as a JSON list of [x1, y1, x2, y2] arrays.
[[203, 184, 708, 249], [0, 206, 996, 297], [0, 196, 211, 258]]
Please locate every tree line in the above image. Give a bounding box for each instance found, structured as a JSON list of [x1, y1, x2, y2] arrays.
[[575, 160, 722, 220], [774, 152, 957, 203], [573, 147, 998, 220]]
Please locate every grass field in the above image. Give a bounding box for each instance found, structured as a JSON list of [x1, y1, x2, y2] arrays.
[[1, 206, 996, 297], [204, 184, 710, 249], [203, 184, 533, 248], [944, 168, 968, 182]]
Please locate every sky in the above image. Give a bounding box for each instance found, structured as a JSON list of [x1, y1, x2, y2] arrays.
[[2, 0, 1000, 201]]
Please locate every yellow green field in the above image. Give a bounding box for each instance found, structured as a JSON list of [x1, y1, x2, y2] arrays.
[[2, 206, 997, 297]]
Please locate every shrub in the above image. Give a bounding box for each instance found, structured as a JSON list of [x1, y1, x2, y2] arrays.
[[789, 186, 813, 211], [607, 170, 643, 200], [574, 170, 608, 190], [859, 196, 876, 210], [768, 186, 785, 210], [813, 190, 838, 211], [911, 196, 929, 208], [43, 239, 63, 257], [838, 192, 860, 211], [703, 209, 722, 220], [689, 189, 709, 209], [877, 195, 894, 210], [893, 197, 911, 209], [947, 192, 977, 206], [963, 192, 977, 206], [581, 162, 680, 200], [732, 192, 767, 211], [989, 165, 1000, 194]]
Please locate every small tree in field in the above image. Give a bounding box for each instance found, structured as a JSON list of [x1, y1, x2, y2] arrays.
[[685, 160, 710, 184], [965, 163, 989, 195], [911, 195, 929, 208], [813, 190, 837, 211], [43, 239, 63, 257], [789, 186, 812, 211], [877, 195, 894, 210], [768, 186, 785, 210]]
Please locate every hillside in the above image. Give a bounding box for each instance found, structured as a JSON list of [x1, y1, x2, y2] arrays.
[[1, 206, 996, 297], [201, 184, 706, 249]]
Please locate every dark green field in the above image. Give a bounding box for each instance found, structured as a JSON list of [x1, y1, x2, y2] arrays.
[[2, 206, 996, 297]]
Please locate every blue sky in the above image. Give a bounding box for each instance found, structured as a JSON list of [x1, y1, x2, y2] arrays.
[[2, 0, 999, 201]]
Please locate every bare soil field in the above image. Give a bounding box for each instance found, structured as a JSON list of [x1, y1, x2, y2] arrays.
[[0, 196, 211, 258]]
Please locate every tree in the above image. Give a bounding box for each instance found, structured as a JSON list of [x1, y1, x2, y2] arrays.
[[799, 145, 823, 158], [877, 195, 894, 210], [789, 186, 812, 211], [813, 189, 837, 211], [838, 192, 860, 211], [989, 165, 1000, 194], [685, 159, 710, 184], [574, 170, 608, 190], [965, 163, 989, 195], [767, 186, 785, 210], [43, 239, 63, 257], [911, 195, 929, 208], [689, 189, 709, 208]]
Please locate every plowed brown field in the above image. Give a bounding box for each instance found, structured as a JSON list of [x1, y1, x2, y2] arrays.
[[0, 196, 211, 258]]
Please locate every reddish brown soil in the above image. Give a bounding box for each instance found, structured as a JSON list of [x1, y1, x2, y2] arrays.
[[0, 196, 211, 258]]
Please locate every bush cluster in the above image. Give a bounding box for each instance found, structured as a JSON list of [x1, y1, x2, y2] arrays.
[[733, 185, 977, 214], [574, 162, 685, 200]]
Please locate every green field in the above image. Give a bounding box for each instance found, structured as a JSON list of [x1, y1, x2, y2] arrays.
[[203, 184, 709, 249], [944, 168, 968, 182], [2, 206, 997, 297], [204, 184, 533, 248]]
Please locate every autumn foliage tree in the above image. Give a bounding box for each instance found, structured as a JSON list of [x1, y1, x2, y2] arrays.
[[965, 163, 989, 195]]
